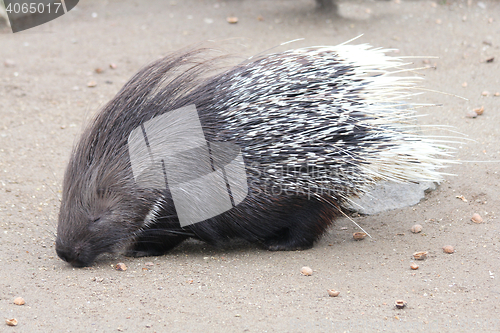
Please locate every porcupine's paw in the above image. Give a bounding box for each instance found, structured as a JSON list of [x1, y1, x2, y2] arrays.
[[266, 242, 314, 252], [124, 230, 188, 258], [262, 228, 315, 251], [260, 198, 335, 251], [124, 246, 166, 258]]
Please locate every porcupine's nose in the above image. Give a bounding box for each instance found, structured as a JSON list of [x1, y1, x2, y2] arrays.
[[55, 243, 92, 267]]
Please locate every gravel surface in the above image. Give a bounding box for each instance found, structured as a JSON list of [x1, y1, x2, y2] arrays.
[[1, 0, 499, 332]]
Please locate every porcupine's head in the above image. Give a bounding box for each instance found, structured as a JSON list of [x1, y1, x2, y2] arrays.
[[55, 113, 156, 267]]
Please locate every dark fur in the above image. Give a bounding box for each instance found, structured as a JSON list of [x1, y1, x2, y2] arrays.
[[56, 47, 339, 267]]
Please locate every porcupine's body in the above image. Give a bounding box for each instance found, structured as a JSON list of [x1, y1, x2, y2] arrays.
[[56, 43, 450, 267]]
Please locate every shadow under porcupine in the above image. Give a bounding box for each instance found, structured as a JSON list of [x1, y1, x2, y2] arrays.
[[55, 42, 452, 267]]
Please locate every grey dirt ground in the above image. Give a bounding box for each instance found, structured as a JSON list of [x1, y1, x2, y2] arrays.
[[1, 0, 499, 332]]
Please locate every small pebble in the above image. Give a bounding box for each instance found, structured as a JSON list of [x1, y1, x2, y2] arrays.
[[87, 81, 97, 88], [411, 224, 422, 233], [465, 110, 478, 118], [327, 289, 340, 297], [443, 245, 454, 254], [473, 106, 484, 115], [471, 213, 483, 223], [109, 63, 117, 69], [494, 92, 499, 97], [115, 262, 127, 271], [5, 318, 18, 326], [395, 300, 407, 309], [145, 262, 154, 267], [352, 232, 367, 240], [410, 262, 419, 270], [300, 266, 313, 276], [462, 82, 467, 87], [413, 251, 428, 260], [13, 297, 25, 305], [481, 91, 489, 96], [227, 16, 238, 24], [95, 67, 104, 74]]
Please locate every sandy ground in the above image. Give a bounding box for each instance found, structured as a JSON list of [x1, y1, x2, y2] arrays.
[[1, 0, 499, 332]]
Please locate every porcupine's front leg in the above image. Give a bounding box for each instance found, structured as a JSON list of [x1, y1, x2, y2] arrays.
[[125, 229, 188, 257], [261, 196, 337, 251]]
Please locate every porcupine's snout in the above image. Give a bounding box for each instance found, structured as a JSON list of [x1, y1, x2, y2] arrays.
[[55, 202, 142, 267], [55, 219, 127, 267], [55, 218, 116, 267], [55, 239, 97, 267]]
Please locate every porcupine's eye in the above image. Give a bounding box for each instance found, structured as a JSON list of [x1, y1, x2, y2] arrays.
[[88, 214, 111, 232], [88, 216, 102, 232]]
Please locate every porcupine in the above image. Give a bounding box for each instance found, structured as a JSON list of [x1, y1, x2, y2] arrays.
[[55, 42, 451, 267]]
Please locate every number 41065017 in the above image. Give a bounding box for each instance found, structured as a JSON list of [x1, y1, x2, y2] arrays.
[[5, 2, 62, 14]]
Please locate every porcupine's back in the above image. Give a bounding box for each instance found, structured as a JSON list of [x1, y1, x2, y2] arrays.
[[190, 44, 450, 205]]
